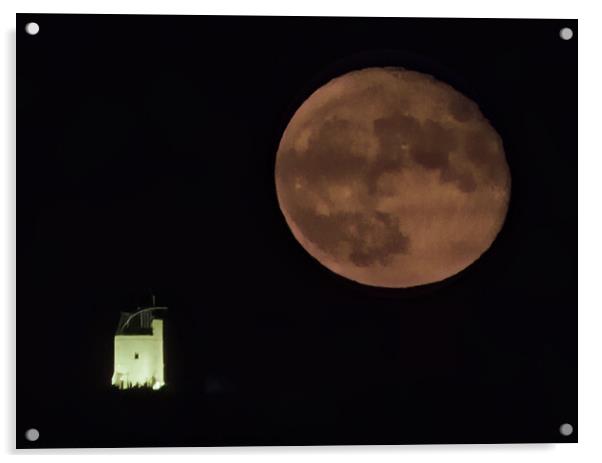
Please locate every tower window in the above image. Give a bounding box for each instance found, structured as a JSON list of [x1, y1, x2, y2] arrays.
[[134, 353, 139, 359]]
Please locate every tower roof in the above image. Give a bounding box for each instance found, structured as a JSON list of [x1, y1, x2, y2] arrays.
[[115, 306, 167, 335]]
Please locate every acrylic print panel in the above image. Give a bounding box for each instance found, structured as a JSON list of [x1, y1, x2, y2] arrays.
[[17, 14, 577, 448]]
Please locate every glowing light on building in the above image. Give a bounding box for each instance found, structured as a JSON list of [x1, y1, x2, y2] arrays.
[[111, 302, 167, 390]]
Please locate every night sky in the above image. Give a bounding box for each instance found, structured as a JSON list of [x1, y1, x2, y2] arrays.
[[18, 15, 577, 447]]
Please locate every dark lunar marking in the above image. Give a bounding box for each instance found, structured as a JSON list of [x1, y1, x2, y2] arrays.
[[439, 166, 478, 193], [394, 118, 479, 193], [369, 114, 421, 194], [281, 118, 370, 189], [448, 94, 476, 122], [366, 156, 405, 196], [346, 212, 410, 266], [293, 84, 392, 148], [412, 147, 450, 170], [373, 114, 422, 154], [414, 119, 459, 169], [284, 195, 410, 266], [465, 130, 504, 185]]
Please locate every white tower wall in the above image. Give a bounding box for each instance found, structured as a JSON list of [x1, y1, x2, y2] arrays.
[[112, 318, 165, 390]]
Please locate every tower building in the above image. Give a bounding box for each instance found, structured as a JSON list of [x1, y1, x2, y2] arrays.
[[111, 301, 167, 390]]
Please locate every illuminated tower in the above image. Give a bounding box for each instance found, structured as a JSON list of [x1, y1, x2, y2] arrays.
[[111, 299, 167, 390]]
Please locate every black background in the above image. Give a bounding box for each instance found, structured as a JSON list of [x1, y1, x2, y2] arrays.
[[17, 15, 577, 447]]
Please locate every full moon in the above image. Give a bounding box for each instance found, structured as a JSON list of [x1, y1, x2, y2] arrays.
[[275, 67, 511, 288]]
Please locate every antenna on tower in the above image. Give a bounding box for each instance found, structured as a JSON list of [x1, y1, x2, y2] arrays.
[[147, 287, 156, 308]]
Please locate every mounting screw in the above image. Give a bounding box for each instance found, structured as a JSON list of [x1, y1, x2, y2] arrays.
[[25, 22, 40, 36], [559, 27, 573, 41], [25, 428, 39, 442], [559, 423, 574, 436]]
